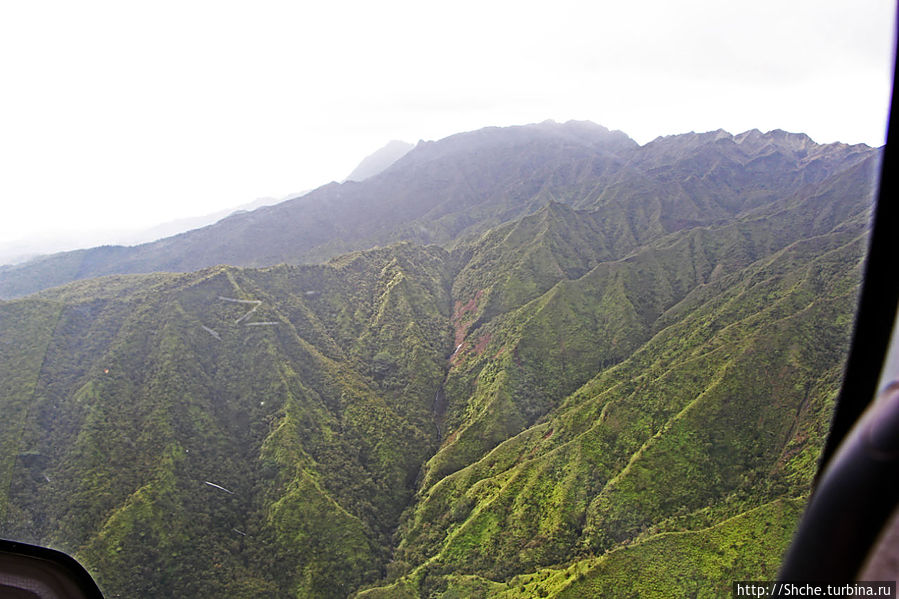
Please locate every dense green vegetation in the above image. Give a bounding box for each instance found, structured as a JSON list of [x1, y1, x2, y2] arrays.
[[0, 124, 879, 597]]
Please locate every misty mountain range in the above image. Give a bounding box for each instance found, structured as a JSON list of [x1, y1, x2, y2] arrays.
[[0, 195, 290, 267], [0, 121, 872, 299], [0, 138, 414, 269]]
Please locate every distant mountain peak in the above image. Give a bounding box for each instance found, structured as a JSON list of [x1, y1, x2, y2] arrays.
[[345, 140, 414, 182], [400, 120, 638, 168]]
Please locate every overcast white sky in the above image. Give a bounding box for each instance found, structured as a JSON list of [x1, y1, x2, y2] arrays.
[[0, 0, 895, 246]]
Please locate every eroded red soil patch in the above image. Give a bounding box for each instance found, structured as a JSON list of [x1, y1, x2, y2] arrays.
[[451, 289, 485, 347]]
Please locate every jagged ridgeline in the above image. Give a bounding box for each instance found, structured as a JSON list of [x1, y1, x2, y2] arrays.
[[0, 122, 880, 598]]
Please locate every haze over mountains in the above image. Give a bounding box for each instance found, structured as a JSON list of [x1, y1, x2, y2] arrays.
[[0, 139, 416, 268], [0, 121, 873, 299], [0, 195, 292, 268], [0, 139, 409, 268], [0, 140, 415, 266], [0, 121, 879, 597]]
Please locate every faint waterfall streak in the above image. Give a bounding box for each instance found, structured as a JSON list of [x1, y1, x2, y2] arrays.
[[201, 325, 222, 340], [203, 481, 235, 494], [433, 384, 447, 441]]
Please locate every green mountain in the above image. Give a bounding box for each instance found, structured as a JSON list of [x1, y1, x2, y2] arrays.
[[0, 123, 879, 598]]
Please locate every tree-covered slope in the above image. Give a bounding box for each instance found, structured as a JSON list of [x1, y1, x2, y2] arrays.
[[371, 180, 869, 598], [0, 125, 879, 598], [0, 245, 455, 598]]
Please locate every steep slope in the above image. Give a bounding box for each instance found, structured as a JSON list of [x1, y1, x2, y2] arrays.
[[0, 245, 454, 598], [357, 153, 874, 597], [0, 126, 879, 598], [0, 122, 874, 299], [418, 156, 876, 490]]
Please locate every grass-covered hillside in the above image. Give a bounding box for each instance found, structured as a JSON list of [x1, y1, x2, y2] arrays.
[[0, 125, 879, 598]]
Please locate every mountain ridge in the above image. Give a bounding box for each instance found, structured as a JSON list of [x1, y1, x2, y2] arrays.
[[0, 121, 874, 300]]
